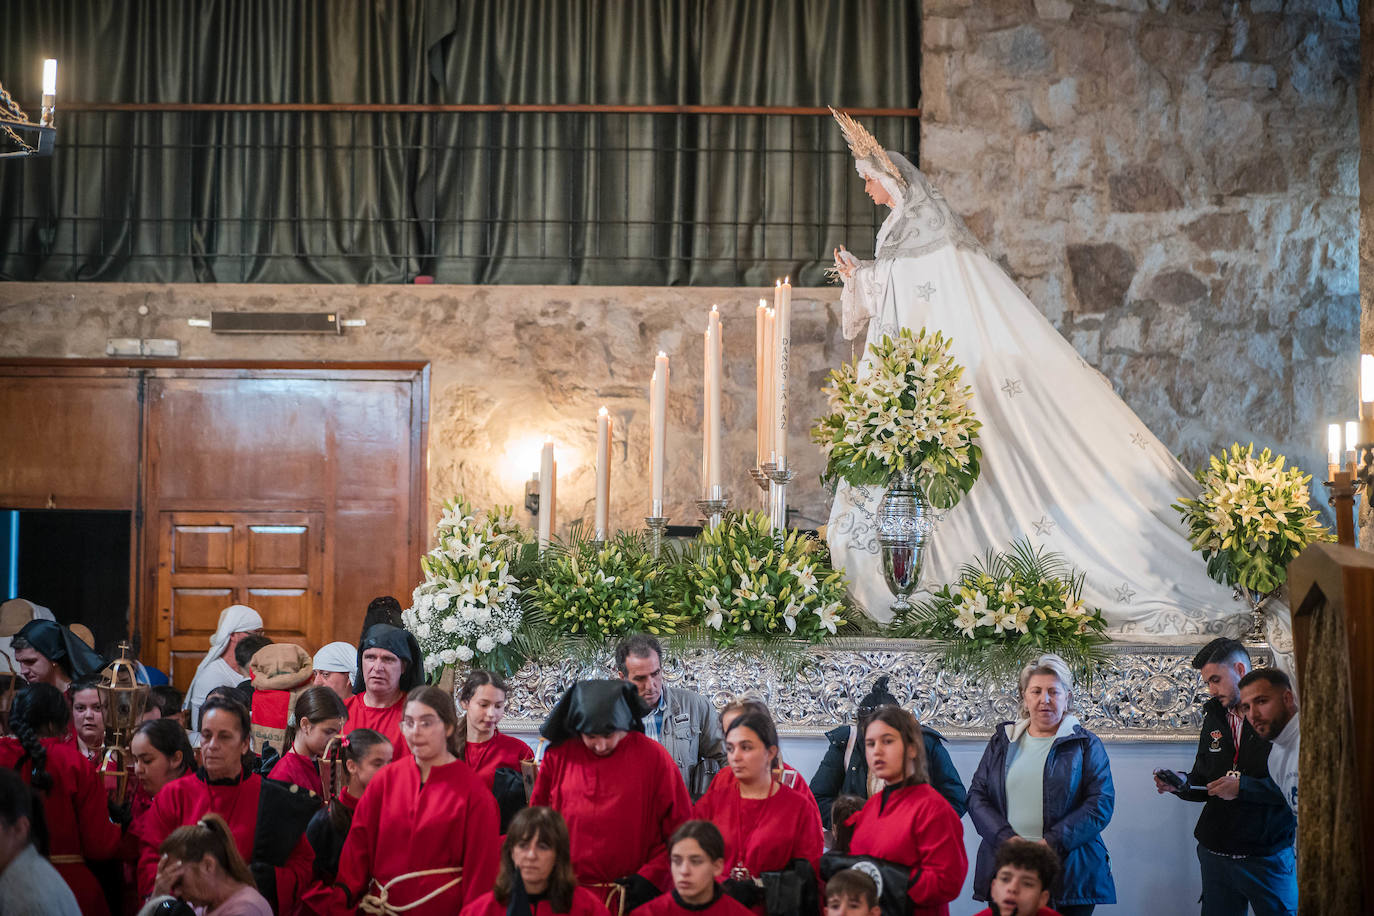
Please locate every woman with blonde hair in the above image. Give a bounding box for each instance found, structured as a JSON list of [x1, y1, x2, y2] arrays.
[[140, 812, 271, 915], [967, 654, 1115, 915]]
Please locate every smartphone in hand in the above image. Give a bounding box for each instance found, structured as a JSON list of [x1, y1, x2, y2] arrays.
[[1153, 767, 1187, 791]]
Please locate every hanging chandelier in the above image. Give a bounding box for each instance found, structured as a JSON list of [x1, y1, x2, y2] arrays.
[[0, 59, 57, 159]]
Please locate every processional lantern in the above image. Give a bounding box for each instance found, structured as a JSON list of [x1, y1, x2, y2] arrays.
[[318, 735, 348, 804], [96, 643, 149, 804], [0, 59, 57, 159]]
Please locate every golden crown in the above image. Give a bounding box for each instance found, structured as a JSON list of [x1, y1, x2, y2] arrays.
[[830, 106, 907, 190]]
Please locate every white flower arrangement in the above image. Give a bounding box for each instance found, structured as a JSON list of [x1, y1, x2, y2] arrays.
[[812, 327, 981, 503], [1174, 443, 1331, 594], [403, 497, 529, 676]]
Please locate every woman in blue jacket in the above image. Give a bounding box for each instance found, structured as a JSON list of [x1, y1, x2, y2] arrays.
[[967, 654, 1115, 916]]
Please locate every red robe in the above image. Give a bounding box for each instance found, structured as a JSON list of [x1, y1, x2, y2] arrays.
[[691, 780, 823, 915], [973, 909, 1061, 916], [530, 732, 691, 889], [270, 748, 325, 796], [460, 886, 614, 916], [846, 784, 968, 916], [298, 788, 358, 915], [461, 730, 533, 788], [332, 756, 500, 915], [699, 765, 812, 804], [638, 889, 754, 916], [343, 692, 411, 761], [0, 736, 124, 916], [136, 770, 314, 913]]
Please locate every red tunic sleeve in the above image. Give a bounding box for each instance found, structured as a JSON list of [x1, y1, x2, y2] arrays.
[[902, 792, 966, 909], [269, 750, 325, 796]]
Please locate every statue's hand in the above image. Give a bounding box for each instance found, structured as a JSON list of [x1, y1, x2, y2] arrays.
[[833, 245, 857, 280]]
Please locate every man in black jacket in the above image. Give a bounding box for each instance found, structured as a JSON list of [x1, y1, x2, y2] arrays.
[[1155, 638, 1296, 916]]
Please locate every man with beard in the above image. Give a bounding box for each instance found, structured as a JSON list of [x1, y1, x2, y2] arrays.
[[1238, 669, 1299, 818]]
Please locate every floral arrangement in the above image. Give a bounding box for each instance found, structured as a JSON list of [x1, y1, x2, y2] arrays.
[[1174, 443, 1331, 594], [812, 327, 981, 505], [890, 540, 1108, 675], [529, 532, 680, 641], [678, 512, 849, 647], [404, 498, 529, 676]]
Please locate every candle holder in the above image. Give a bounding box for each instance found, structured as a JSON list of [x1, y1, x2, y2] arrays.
[[766, 465, 795, 533], [749, 465, 769, 493], [644, 515, 670, 559], [1324, 469, 1359, 547], [696, 495, 730, 530]]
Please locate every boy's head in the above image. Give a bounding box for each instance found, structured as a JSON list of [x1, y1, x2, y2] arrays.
[[990, 839, 1059, 916], [825, 868, 880, 916]]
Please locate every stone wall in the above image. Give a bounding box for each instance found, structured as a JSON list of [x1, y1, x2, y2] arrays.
[[0, 283, 845, 537], [919, 0, 1360, 492]]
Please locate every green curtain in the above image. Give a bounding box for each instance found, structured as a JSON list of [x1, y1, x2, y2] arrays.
[[0, 0, 918, 284]]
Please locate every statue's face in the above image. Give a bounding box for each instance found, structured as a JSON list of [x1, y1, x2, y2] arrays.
[[864, 175, 893, 207]]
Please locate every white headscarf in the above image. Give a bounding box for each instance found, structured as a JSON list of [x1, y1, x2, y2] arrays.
[[182, 604, 264, 709], [312, 641, 359, 681]]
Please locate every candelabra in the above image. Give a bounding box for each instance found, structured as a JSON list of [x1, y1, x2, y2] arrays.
[[696, 485, 730, 531], [766, 464, 794, 533], [645, 501, 670, 558]]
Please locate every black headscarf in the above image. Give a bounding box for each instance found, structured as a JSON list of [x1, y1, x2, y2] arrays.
[[352, 624, 425, 694], [14, 619, 105, 681], [539, 680, 647, 746], [856, 675, 898, 723]]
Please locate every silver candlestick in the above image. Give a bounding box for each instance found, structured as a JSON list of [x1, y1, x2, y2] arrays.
[[749, 465, 769, 493], [696, 485, 730, 531], [645, 500, 669, 558], [766, 464, 794, 533]]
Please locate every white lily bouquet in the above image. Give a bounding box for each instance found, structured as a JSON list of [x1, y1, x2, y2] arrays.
[[404, 497, 529, 676], [891, 540, 1108, 675], [680, 512, 849, 647], [812, 326, 980, 505], [1174, 443, 1330, 594]]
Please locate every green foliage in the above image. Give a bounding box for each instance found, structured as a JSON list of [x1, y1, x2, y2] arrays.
[[1174, 443, 1332, 594], [529, 530, 683, 640]]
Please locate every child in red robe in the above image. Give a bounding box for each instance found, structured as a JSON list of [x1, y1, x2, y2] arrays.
[[460, 806, 613, 916], [331, 685, 500, 915], [0, 683, 124, 916], [706, 697, 812, 798], [457, 669, 534, 830], [638, 820, 753, 916], [268, 684, 348, 796], [137, 696, 315, 915], [972, 840, 1064, 916], [692, 711, 823, 916], [531, 680, 692, 912], [341, 624, 425, 762], [843, 708, 967, 916]]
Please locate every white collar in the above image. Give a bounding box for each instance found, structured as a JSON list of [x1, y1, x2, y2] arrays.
[[1005, 714, 1080, 743]]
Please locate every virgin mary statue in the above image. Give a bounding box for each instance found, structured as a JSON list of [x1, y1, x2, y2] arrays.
[[825, 109, 1247, 637]]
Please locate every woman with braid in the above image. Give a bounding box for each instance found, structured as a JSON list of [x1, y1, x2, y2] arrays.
[[0, 682, 124, 915]]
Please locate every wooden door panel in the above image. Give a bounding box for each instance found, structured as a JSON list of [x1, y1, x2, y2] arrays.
[[245, 589, 310, 636], [171, 525, 235, 574], [169, 587, 237, 636], [0, 375, 140, 509], [171, 653, 203, 691], [247, 525, 308, 574]]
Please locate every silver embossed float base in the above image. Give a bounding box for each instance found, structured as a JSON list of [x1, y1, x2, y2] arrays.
[[489, 638, 1273, 742]]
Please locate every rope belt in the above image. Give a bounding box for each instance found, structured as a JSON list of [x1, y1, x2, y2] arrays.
[[587, 882, 627, 916], [48, 854, 85, 865], [358, 867, 463, 915]]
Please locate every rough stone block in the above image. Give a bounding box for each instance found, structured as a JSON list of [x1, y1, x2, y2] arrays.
[[1218, 156, 1290, 196], [976, 24, 1053, 76], [925, 18, 968, 49], [1208, 62, 1279, 93], [1183, 212, 1255, 251], [1032, 0, 1076, 19], [1109, 165, 1186, 212], [1149, 271, 1210, 304], [1067, 243, 1137, 313]]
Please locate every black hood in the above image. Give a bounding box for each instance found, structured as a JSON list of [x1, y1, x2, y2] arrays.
[[539, 680, 647, 745], [14, 619, 105, 681], [352, 624, 425, 694]]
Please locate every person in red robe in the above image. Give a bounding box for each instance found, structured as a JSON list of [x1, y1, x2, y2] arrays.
[[117, 718, 197, 916], [700, 698, 812, 803], [268, 685, 348, 796], [457, 669, 533, 830], [531, 679, 691, 913], [137, 695, 315, 915], [331, 685, 500, 915], [638, 820, 753, 916], [692, 710, 822, 916], [341, 624, 424, 762], [841, 707, 967, 916], [460, 806, 613, 916], [0, 683, 124, 916]]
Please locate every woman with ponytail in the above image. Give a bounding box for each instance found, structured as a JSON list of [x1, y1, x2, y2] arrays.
[[457, 669, 533, 829], [143, 812, 271, 915], [268, 685, 348, 796], [0, 682, 125, 915], [298, 728, 392, 912]]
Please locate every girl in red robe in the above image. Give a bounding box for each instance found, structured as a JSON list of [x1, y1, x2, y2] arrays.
[[456, 669, 533, 830], [341, 624, 425, 762], [460, 806, 613, 916], [268, 685, 348, 796], [0, 683, 124, 916], [137, 695, 315, 915], [120, 718, 197, 916], [703, 698, 811, 799], [692, 711, 822, 916], [331, 685, 500, 915], [638, 821, 753, 916], [843, 707, 967, 916], [530, 680, 692, 913]]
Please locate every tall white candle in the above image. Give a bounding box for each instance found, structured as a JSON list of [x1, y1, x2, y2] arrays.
[[762, 307, 775, 464], [755, 300, 768, 466], [650, 351, 669, 512], [772, 278, 792, 468], [1328, 423, 1342, 480], [538, 438, 555, 549], [702, 329, 711, 496], [709, 307, 723, 495], [595, 408, 612, 538]]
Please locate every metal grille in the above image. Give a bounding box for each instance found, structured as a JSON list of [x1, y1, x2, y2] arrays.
[[0, 104, 919, 285]]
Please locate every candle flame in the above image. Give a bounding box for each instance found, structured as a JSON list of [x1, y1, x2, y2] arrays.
[[710, 304, 718, 313], [657, 350, 667, 358], [545, 435, 554, 444], [775, 278, 781, 287], [758, 299, 767, 308], [785, 275, 790, 285], [598, 406, 609, 417]]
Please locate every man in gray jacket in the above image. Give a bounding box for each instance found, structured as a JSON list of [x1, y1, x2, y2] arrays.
[[615, 633, 725, 799]]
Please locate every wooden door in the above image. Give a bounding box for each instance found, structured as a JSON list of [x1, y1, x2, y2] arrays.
[[157, 511, 324, 689]]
